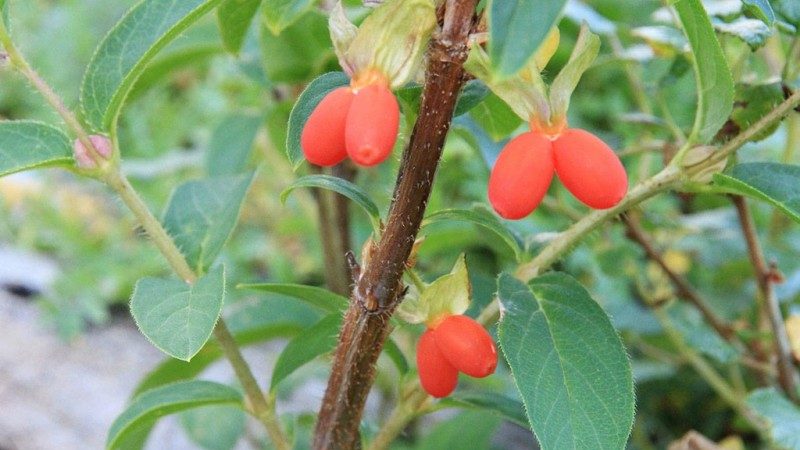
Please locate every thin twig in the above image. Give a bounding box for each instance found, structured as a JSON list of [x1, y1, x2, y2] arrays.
[[731, 195, 799, 402]]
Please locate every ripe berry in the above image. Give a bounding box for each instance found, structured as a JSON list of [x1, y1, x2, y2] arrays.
[[488, 131, 555, 220], [552, 128, 627, 209], [417, 329, 459, 398], [345, 83, 399, 166], [432, 315, 497, 378], [301, 87, 355, 167]]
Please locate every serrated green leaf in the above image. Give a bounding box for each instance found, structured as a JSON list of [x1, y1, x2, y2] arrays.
[[281, 174, 381, 232], [497, 272, 635, 450], [488, 0, 567, 77], [163, 173, 254, 273], [713, 163, 800, 224], [263, 0, 316, 35], [423, 207, 523, 261], [107, 380, 242, 450], [180, 405, 245, 450], [237, 282, 348, 313], [81, 0, 223, 130], [674, 0, 735, 144], [206, 114, 262, 176], [742, 0, 775, 25], [746, 388, 800, 449], [442, 392, 528, 427], [417, 411, 501, 450], [217, 0, 261, 54], [0, 121, 73, 177], [285, 71, 350, 168], [270, 312, 341, 389], [259, 11, 333, 83], [131, 267, 226, 361]]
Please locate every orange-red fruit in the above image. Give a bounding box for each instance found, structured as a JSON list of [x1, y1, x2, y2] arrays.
[[301, 87, 355, 167], [553, 128, 627, 209], [488, 131, 555, 220], [417, 329, 459, 398], [432, 315, 498, 378], [345, 83, 399, 167]]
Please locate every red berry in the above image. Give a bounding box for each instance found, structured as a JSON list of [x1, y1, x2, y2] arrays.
[[417, 329, 459, 398], [432, 315, 497, 378], [345, 83, 399, 167], [301, 87, 355, 167], [552, 128, 627, 209], [488, 131, 555, 220]]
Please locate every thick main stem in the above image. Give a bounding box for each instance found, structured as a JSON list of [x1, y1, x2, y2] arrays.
[[311, 2, 476, 448]]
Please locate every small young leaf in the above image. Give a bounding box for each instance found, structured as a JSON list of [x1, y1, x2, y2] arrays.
[[713, 163, 800, 224], [263, 0, 316, 35], [281, 174, 381, 232], [423, 206, 523, 262], [286, 71, 350, 168], [107, 380, 243, 450], [488, 0, 567, 77], [163, 173, 255, 273], [237, 282, 348, 313], [81, 0, 223, 130], [206, 114, 262, 176], [674, 0, 735, 144], [398, 255, 471, 324], [497, 272, 635, 450], [442, 392, 528, 427], [217, 0, 261, 54], [0, 121, 73, 177], [180, 405, 246, 450], [746, 388, 800, 449], [270, 313, 341, 389], [131, 267, 226, 361]]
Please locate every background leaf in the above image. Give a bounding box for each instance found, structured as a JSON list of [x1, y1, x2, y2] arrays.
[[205, 114, 262, 176], [746, 388, 800, 449], [497, 272, 635, 450], [259, 11, 333, 83], [0, 121, 73, 177], [163, 173, 254, 273], [674, 0, 735, 144], [488, 0, 567, 77], [742, 0, 775, 25], [131, 267, 226, 361], [281, 174, 381, 232], [180, 405, 245, 450], [713, 163, 800, 224], [270, 312, 341, 389], [107, 380, 242, 450], [217, 0, 261, 54], [416, 411, 502, 450], [263, 0, 316, 35], [285, 71, 349, 168], [81, 0, 223, 130], [237, 283, 348, 313], [442, 392, 528, 427], [423, 207, 523, 262]]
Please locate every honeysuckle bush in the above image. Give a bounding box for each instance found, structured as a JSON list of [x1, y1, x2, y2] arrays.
[[1, 0, 800, 449]]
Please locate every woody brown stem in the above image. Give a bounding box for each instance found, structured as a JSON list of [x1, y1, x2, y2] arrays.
[[311, 1, 476, 448]]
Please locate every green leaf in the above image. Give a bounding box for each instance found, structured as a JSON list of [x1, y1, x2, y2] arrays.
[[107, 380, 242, 450], [731, 82, 785, 141], [163, 173, 254, 273], [396, 80, 490, 120], [281, 174, 381, 232], [0, 121, 73, 177], [285, 71, 350, 169], [263, 0, 316, 35], [423, 206, 523, 262], [397, 255, 471, 324], [497, 272, 635, 450], [417, 411, 501, 450], [666, 302, 738, 363], [746, 388, 800, 449], [468, 93, 523, 141], [206, 114, 262, 176], [259, 11, 333, 83], [712, 17, 772, 50], [81, 0, 223, 130], [131, 267, 226, 361], [742, 0, 775, 25], [237, 283, 348, 313], [217, 0, 261, 54], [270, 313, 341, 389], [180, 405, 245, 450], [1, 0, 8, 29], [773, 0, 800, 27], [674, 0, 735, 144], [442, 392, 528, 427], [713, 163, 800, 224], [488, 0, 567, 77], [128, 43, 223, 102]]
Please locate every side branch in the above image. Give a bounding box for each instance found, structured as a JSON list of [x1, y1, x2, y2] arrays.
[[312, 1, 477, 448]]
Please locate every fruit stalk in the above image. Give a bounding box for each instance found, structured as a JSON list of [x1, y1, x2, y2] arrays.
[[311, 1, 477, 448]]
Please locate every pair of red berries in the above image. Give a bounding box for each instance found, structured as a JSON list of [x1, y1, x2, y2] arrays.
[[416, 314, 498, 398], [488, 127, 628, 220], [301, 74, 400, 167]]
